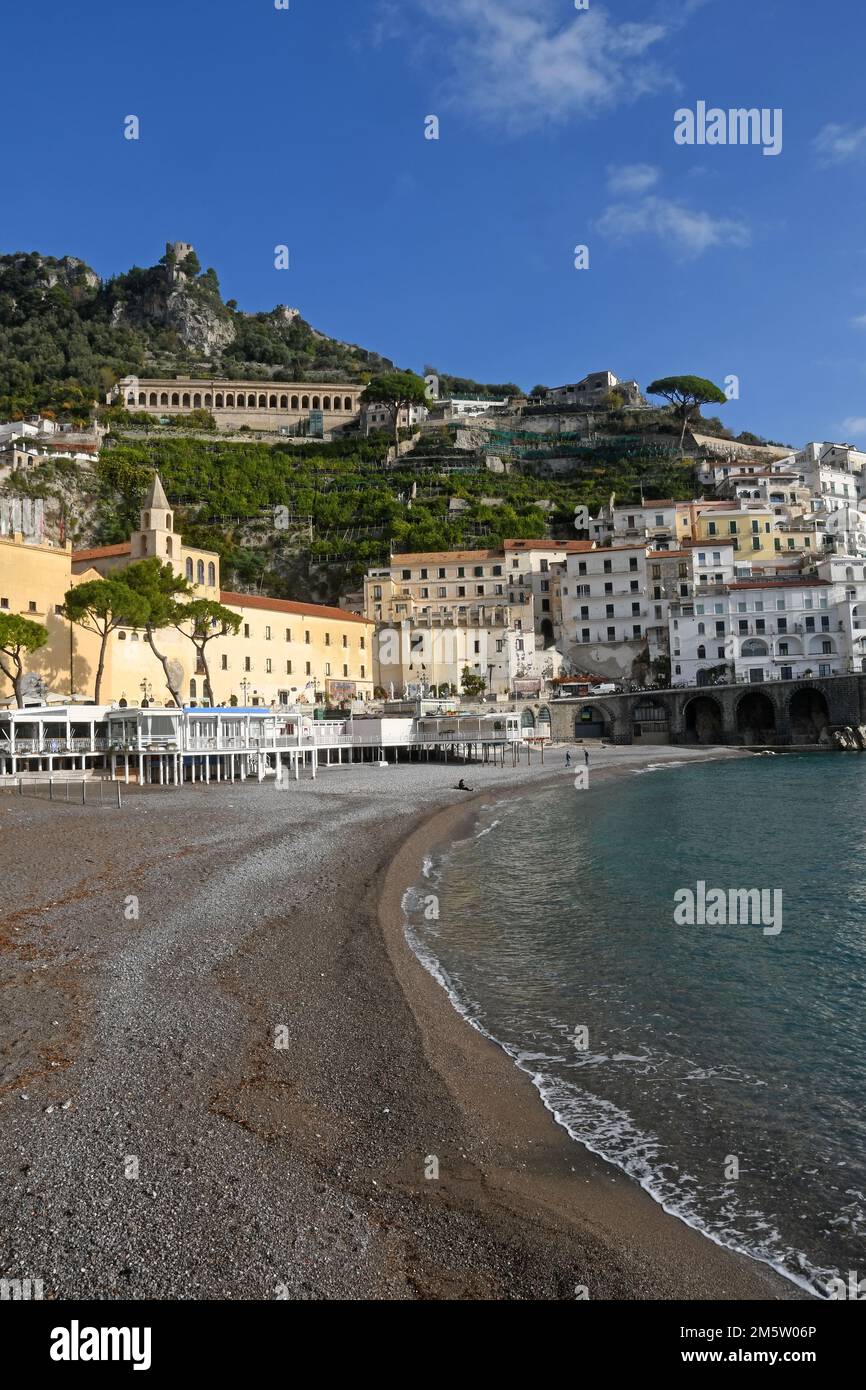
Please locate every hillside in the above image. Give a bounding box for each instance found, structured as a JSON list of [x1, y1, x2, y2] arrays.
[[0, 244, 397, 421]]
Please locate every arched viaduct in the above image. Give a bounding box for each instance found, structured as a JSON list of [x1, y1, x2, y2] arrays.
[[547, 675, 866, 747]]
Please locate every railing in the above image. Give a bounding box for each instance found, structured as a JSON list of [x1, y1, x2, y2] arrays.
[[0, 737, 110, 755]]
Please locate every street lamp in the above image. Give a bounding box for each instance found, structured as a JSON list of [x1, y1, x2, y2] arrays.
[[140, 678, 153, 708], [240, 678, 250, 705]]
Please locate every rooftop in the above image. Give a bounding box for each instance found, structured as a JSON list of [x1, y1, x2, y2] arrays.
[[220, 590, 372, 625]]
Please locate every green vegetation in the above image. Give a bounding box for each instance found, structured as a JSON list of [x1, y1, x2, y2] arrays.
[[62, 577, 149, 703], [646, 375, 728, 450], [0, 249, 396, 420], [361, 371, 429, 441], [0, 612, 50, 708]]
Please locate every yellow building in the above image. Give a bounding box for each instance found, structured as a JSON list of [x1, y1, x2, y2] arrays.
[[1, 476, 374, 707], [693, 507, 780, 562]]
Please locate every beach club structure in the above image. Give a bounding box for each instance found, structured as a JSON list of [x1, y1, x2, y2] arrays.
[[0, 704, 524, 786]]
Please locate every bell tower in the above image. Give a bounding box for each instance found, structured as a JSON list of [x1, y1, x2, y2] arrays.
[[131, 473, 179, 569]]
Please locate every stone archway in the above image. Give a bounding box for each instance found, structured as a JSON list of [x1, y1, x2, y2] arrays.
[[789, 686, 830, 744], [683, 694, 724, 744], [736, 690, 776, 744], [540, 617, 555, 649]]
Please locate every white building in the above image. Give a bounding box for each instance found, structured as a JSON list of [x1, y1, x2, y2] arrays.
[[561, 544, 652, 679]]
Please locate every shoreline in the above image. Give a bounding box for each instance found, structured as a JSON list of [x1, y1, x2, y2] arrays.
[[0, 744, 815, 1299], [378, 747, 813, 1301]]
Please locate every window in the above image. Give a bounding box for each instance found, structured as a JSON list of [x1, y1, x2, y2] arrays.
[[265, 659, 272, 674], [197, 560, 205, 584], [305, 661, 311, 676], [360, 666, 365, 678], [325, 633, 330, 646], [360, 636, 365, 650], [305, 631, 311, 644], [603, 560, 612, 574], [286, 660, 293, 675], [325, 663, 331, 676], [221, 655, 228, 670], [342, 635, 348, 648], [265, 625, 271, 640], [420, 568, 428, 580], [243, 623, 250, 638], [208, 563, 216, 586], [697, 645, 706, 659], [607, 626, 616, 640], [438, 587, 447, 598], [185, 559, 193, 581], [606, 604, 615, 618], [629, 558, 638, 572], [244, 657, 251, 672], [343, 664, 348, 677]]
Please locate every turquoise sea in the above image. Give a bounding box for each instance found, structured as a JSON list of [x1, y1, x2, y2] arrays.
[[403, 756, 866, 1296]]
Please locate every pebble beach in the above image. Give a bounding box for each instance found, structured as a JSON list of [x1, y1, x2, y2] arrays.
[[0, 744, 809, 1300]]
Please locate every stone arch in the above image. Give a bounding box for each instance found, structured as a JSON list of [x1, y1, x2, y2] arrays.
[[197, 560, 205, 585], [521, 708, 535, 731], [193, 393, 202, 408], [208, 562, 216, 586], [182, 393, 191, 408], [259, 394, 267, 408], [323, 395, 331, 410], [215, 393, 224, 408], [269, 394, 278, 408], [808, 634, 836, 656], [291, 395, 300, 410], [126, 393, 136, 406], [683, 694, 724, 744], [226, 393, 235, 407], [302, 395, 310, 409], [331, 398, 341, 412], [149, 393, 158, 406], [788, 687, 829, 744], [631, 698, 670, 742], [344, 396, 352, 411], [236, 394, 246, 407], [312, 396, 321, 409], [280, 395, 288, 409], [138, 392, 146, 405], [575, 704, 609, 738], [171, 392, 180, 406], [185, 558, 194, 581], [160, 392, 169, 406], [736, 690, 776, 744], [204, 394, 213, 407], [540, 617, 555, 649], [537, 705, 551, 734], [740, 637, 769, 658]]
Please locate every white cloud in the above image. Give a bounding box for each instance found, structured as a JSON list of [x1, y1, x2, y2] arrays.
[[596, 196, 750, 257], [408, 0, 672, 133], [852, 314, 866, 329], [842, 417, 866, 437], [606, 163, 660, 195], [813, 123, 866, 164]]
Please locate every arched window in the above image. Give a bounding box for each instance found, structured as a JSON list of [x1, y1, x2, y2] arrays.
[[189, 679, 197, 700], [226, 394, 234, 407], [344, 396, 352, 411], [280, 395, 288, 409], [143, 513, 150, 529], [697, 644, 706, 659], [166, 514, 172, 531], [127, 393, 135, 406], [269, 395, 277, 408], [186, 558, 194, 581], [259, 394, 267, 408], [302, 395, 310, 409], [237, 394, 246, 407], [182, 393, 191, 407], [138, 393, 146, 405], [331, 397, 341, 412], [166, 538, 173, 556], [291, 395, 299, 410], [312, 396, 321, 409], [847, 566, 855, 580], [171, 392, 180, 406], [323, 396, 331, 410], [118, 630, 127, 640], [141, 535, 148, 554], [193, 393, 202, 408], [208, 562, 216, 586], [149, 393, 158, 406], [197, 560, 205, 584], [204, 394, 212, 408], [215, 394, 224, 408], [160, 392, 169, 406]]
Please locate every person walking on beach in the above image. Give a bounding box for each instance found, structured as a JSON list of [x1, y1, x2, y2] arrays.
[[584, 748, 590, 767], [565, 751, 572, 768]]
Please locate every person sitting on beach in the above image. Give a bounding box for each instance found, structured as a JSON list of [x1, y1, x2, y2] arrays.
[[454, 778, 474, 792]]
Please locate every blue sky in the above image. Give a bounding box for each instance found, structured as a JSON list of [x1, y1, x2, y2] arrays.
[[2, 0, 865, 446]]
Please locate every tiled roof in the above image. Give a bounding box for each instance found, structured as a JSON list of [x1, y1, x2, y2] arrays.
[[220, 590, 372, 625], [72, 542, 132, 562]]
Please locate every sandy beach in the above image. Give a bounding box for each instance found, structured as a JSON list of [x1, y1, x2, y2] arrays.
[[0, 742, 810, 1300]]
